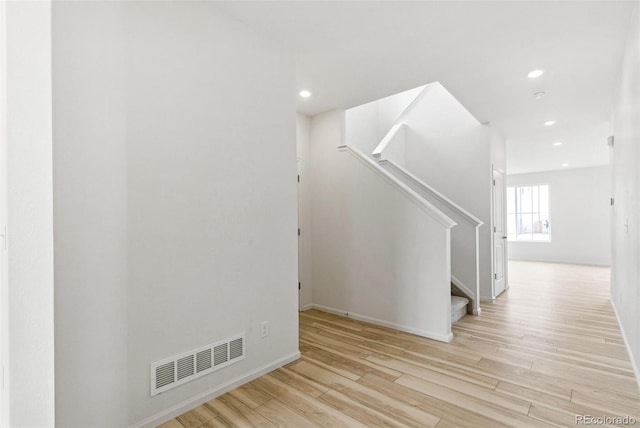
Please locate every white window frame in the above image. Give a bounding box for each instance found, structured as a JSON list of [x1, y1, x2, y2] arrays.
[[507, 184, 551, 243]]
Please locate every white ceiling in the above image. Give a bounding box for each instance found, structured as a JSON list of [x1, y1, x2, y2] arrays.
[[214, 1, 636, 174]]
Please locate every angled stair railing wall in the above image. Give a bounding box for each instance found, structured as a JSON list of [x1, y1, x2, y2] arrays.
[[362, 84, 484, 315], [379, 159, 483, 315], [336, 143, 457, 342], [372, 123, 406, 161]]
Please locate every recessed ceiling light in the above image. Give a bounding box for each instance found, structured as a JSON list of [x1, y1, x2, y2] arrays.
[[534, 91, 547, 99], [552, 141, 563, 146], [544, 120, 556, 126], [528, 69, 544, 79], [561, 163, 569, 167], [299, 90, 312, 98]]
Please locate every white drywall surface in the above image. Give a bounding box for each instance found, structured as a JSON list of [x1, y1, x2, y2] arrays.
[[508, 167, 611, 266], [345, 85, 424, 156], [52, 2, 299, 426], [52, 3, 129, 425], [345, 82, 494, 299], [309, 110, 452, 341], [401, 84, 493, 299], [4, 1, 55, 426], [610, 4, 640, 391]]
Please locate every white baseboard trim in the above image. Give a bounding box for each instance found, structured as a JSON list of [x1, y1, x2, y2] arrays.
[[480, 296, 495, 302], [309, 304, 453, 343], [130, 351, 301, 428], [611, 300, 640, 393], [299, 303, 315, 311], [508, 257, 611, 268]]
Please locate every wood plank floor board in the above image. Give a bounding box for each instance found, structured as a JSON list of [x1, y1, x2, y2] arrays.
[[298, 341, 402, 381], [495, 381, 633, 424], [394, 374, 546, 427], [260, 364, 329, 398], [356, 341, 476, 376], [317, 388, 408, 428], [494, 344, 635, 375], [434, 418, 465, 428], [528, 404, 589, 428], [366, 352, 500, 390], [293, 348, 362, 382], [299, 330, 372, 358], [530, 359, 639, 395], [227, 382, 277, 410], [570, 389, 640, 418], [175, 405, 218, 428], [204, 394, 275, 428], [358, 372, 512, 428], [388, 364, 532, 415], [198, 418, 232, 428], [158, 420, 186, 428], [473, 357, 574, 400], [252, 372, 371, 428], [254, 399, 320, 428], [290, 360, 441, 427], [161, 262, 640, 428]]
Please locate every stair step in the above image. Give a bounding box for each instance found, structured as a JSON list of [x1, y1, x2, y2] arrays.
[[451, 295, 469, 324], [451, 295, 469, 311]]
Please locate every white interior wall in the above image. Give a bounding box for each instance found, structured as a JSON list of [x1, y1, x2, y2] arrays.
[[490, 128, 507, 173], [4, 1, 56, 426], [508, 167, 611, 266], [402, 84, 493, 299], [296, 113, 313, 309], [344, 83, 494, 299], [375, 85, 425, 141], [126, 4, 299, 424], [345, 101, 379, 154], [611, 4, 640, 389], [309, 110, 452, 341], [344, 85, 424, 156], [52, 2, 299, 426], [52, 3, 128, 425]]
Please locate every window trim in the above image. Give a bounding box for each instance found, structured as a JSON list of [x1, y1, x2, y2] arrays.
[[507, 183, 552, 243]]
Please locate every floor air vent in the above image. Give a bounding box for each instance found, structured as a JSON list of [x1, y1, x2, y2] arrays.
[[150, 333, 246, 396]]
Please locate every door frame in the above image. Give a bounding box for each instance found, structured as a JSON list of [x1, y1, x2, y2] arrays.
[[491, 166, 508, 298], [0, 0, 7, 420]]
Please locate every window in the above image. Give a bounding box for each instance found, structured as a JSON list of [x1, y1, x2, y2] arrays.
[[507, 185, 550, 241]]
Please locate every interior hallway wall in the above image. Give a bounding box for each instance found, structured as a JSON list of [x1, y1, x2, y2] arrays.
[[52, 2, 299, 426], [611, 3, 640, 390], [308, 109, 454, 342], [508, 166, 611, 266], [401, 84, 493, 300], [4, 1, 55, 425], [344, 83, 496, 299]]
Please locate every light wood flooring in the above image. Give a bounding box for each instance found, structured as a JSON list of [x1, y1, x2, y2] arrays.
[[160, 261, 640, 427]]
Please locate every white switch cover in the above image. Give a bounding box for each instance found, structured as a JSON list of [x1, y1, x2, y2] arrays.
[[260, 321, 269, 338]]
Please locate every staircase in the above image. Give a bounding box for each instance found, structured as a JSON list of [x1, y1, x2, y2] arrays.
[[451, 296, 469, 324], [339, 82, 485, 339], [371, 126, 483, 323], [378, 158, 483, 315]]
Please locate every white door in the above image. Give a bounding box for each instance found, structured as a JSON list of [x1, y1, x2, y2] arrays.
[[0, 2, 6, 417], [493, 169, 507, 297], [297, 160, 301, 311]]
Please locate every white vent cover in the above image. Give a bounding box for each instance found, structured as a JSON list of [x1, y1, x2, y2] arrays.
[[150, 333, 245, 396]]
